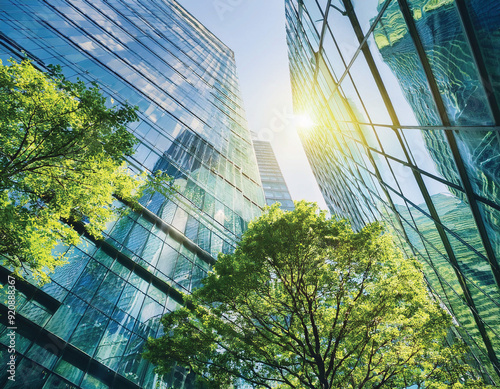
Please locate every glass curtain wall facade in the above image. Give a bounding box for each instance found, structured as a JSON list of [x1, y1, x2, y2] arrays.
[[253, 140, 295, 211], [0, 0, 264, 388], [285, 0, 500, 384]]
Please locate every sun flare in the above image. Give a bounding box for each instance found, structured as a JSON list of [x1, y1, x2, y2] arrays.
[[294, 113, 315, 129]]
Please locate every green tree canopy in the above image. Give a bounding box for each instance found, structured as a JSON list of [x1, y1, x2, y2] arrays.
[[145, 201, 489, 388], [0, 58, 160, 282]]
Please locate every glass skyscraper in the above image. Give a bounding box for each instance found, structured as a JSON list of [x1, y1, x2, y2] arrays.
[[253, 140, 295, 211], [285, 0, 500, 385], [0, 0, 264, 388]]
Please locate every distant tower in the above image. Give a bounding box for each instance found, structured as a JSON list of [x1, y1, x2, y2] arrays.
[[253, 140, 294, 211]]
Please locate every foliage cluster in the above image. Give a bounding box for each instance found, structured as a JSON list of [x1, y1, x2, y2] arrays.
[[0, 59, 153, 282], [146, 202, 490, 389]]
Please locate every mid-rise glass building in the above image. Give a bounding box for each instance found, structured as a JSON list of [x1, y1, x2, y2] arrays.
[[285, 0, 500, 384], [0, 0, 264, 388], [253, 140, 295, 211]]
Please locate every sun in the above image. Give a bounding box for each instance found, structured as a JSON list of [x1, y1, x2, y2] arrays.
[[294, 113, 315, 129]]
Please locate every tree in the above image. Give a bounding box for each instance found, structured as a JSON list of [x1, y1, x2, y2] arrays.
[[145, 201, 490, 388], [0, 58, 165, 283]]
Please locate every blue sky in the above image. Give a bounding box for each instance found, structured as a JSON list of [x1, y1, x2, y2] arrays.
[[177, 0, 328, 209]]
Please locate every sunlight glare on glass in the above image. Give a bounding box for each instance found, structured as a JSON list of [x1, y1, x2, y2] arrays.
[[294, 113, 315, 129]]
